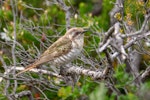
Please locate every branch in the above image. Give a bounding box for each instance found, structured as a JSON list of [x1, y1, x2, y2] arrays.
[[140, 66, 150, 82], [11, 90, 34, 100], [10, 0, 17, 95], [0, 65, 111, 82], [109, 0, 124, 25], [121, 13, 150, 38], [11, 0, 17, 70], [56, 0, 71, 30], [97, 38, 112, 53], [0, 54, 7, 71], [65, 66, 110, 80], [99, 26, 114, 48], [112, 31, 150, 59], [97, 26, 114, 53]]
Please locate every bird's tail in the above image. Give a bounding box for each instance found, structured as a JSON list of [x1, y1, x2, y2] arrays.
[[16, 64, 37, 76]]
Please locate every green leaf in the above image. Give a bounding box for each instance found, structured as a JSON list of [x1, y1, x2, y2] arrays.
[[57, 86, 72, 99], [89, 83, 108, 100]]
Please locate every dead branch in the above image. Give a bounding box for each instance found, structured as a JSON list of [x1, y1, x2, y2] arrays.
[[11, 90, 34, 100], [140, 66, 150, 82], [121, 13, 150, 38], [112, 31, 150, 59], [56, 0, 71, 30], [109, 0, 124, 25], [0, 65, 111, 82]]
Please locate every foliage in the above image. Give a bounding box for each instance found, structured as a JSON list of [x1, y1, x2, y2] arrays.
[[124, 0, 150, 27], [0, 0, 150, 100]]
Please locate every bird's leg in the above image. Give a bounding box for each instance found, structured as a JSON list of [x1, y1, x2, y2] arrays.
[[59, 66, 67, 76], [59, 65, 77, 89]]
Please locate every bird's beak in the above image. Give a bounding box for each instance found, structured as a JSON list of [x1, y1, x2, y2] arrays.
[[82, 27, 89, 33], [82, 30, 88, 33]]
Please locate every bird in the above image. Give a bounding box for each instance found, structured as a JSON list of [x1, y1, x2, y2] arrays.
[[16, 27, 87, 76]]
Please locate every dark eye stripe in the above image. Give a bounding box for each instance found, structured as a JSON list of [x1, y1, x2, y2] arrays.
[[73, 32, 80, 38]]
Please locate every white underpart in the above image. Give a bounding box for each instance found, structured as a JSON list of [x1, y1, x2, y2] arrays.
[[53, 58, 58, 63], [59, 56, 66, 62], [55, 58, 61, 63], [52, 35, 84, 66], [63, 55, 68, 60]]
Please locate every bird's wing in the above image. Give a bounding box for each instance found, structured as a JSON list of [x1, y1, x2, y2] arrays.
[[37, 36, 72, 65], [16, 36, 72, 76]]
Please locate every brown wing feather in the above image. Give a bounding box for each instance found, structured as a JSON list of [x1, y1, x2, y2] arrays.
[[16, 36, 72, 76], [41, 36, 70, 57], [34, 36, 72, 65]]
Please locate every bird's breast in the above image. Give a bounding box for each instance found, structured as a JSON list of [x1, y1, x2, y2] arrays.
[[72, 38, 84, 50], [52, 40, 83, 66], [52, 48, 81, 66]]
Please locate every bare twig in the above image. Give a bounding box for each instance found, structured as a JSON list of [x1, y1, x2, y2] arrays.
[[0, 66, 62, 82], [140, 66, 150, 82], [56, 0, 71, 30], [112, 31, 150, 59], [10, 0, 17, 94], [65, 66, 109, 79], [33, 86, 49, 99], [1, 65, 110, 81], [97, 25, 115, 53], [97, 39, 112, 53], [22, 4, 44, 10], [11, 90, 34, 100], [0, 55, 7, 70], [109, 0, 124, 25], [98, 26, 114, 48], [121, 13, 150, 38], [106, 81, 121, 96]]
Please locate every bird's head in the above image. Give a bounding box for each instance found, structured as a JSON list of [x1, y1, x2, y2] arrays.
[[65, 27, 87, 40]]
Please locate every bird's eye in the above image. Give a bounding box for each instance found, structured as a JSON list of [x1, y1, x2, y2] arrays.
[[76, 32, 80, 35], [72, 32, 80, 38]]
